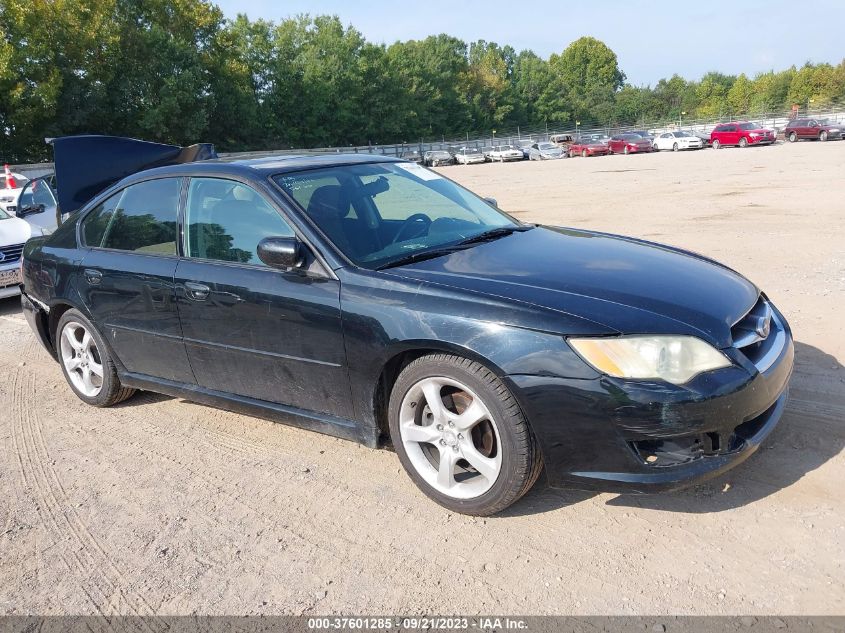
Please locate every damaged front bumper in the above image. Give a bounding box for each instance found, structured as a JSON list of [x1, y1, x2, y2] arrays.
[[507, 321, 794, 493]]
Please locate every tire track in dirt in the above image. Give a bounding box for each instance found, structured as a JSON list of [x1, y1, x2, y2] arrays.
[[11, 366, 166, 626]]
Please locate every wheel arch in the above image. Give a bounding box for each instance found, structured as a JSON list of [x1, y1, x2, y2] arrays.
[[372, 341, 509, 446]]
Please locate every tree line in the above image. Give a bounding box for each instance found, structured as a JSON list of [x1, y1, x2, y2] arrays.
[[2, 0, 845, 163]]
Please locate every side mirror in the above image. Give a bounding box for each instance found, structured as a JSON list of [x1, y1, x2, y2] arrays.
[[16, 203, 45, 218], [257, 236, 303, 269], [483, 197, 498, 208]]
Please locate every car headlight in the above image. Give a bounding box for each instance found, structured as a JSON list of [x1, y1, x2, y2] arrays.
[[568, 335, 731, 385]]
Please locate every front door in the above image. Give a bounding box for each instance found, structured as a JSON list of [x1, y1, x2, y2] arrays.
[[15, 177, 59, 234], [77, 177, 195, 382], [174, 177, 352, 418]]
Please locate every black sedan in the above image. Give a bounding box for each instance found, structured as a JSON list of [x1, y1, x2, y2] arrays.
[[20, 135, 793, 516]]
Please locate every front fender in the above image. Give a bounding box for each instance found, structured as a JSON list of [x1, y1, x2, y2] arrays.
[[339, 270, 601, 433]]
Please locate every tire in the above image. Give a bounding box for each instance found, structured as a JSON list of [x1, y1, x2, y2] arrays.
[[623, 146, 629, 155], [581, 149, 587, 158], [739, 136, 748, 148], [56, 309, 136, 407], [712, 139, 721, 150], [673, 142, 679, 152], [387, 354, 543, 516], [820, 130, 828, 141], [788, 131, 797, 143], [653, 144, 659, 152]]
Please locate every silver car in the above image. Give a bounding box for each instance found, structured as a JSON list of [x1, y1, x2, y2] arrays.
[[528, 142, 565, 160], [12, 175, 62, 234]]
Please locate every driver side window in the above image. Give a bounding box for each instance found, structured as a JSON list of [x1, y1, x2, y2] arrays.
[[185, 178, 294, 267]]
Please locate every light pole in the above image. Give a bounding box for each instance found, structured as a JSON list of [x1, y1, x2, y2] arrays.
[[679, 111, 686, 129], [575, 121, 580, 136]]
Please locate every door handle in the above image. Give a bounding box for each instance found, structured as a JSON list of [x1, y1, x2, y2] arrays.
[[184, 281, 211, 301], [83, 269, 102, 285]]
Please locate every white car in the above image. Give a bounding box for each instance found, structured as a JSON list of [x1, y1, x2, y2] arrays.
[[13, 176, 61, 234], [0, 206, 48, 299], [0, 172, 29, 214], [486, 145, 524, 162], [453, 148, 487, 165], [653, 131, 704, 152]]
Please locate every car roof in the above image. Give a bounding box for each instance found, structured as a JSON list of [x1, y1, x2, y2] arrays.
[[123, 153, 403, 183]]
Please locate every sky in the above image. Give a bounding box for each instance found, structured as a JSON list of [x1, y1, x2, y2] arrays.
[[213, 0, 845, 86]]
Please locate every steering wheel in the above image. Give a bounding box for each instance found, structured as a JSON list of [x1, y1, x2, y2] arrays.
[[391, 213, 432, 244]]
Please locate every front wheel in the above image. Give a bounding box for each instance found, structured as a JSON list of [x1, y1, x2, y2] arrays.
[[57, 309, 136, 407], [820, 131, 828, 141], [623, 146, 629, 155], [581, 149, 587, 158], [712, 139, 721, 150], [673, 142, 679, 152], [739, 137, 749, 148], [388, 354, 543, 515]]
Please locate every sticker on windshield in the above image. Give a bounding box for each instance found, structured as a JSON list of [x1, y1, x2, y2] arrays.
[[396, 162, 443, 180]]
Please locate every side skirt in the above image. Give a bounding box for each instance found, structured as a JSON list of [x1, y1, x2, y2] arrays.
[[119, 372, 378, 448]]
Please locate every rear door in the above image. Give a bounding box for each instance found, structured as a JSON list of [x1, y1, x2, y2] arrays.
[[77, 177, 195, 382], [723, 124, 739, 145], [173, 177, 353, 418]]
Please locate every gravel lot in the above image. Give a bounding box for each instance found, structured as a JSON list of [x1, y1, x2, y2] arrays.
[[0, 141, 843, 615]]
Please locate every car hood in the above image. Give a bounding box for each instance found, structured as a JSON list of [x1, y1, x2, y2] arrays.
[[386, 226, 759, 347], [0, 216, 35, 246]]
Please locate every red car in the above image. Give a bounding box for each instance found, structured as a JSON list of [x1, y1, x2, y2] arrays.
[[710, 122, 776, 149], [568, 137, 610, 157], [784, 118, 844, 142], [608, 134, 654, 154]]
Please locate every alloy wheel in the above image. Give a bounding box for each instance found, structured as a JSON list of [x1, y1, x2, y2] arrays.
[[789, 132, 797, 142], [820, 131, 828, 141], [673, 143, 679, 152], [398, 376, 502, 499], [60, 321, 104, 397]]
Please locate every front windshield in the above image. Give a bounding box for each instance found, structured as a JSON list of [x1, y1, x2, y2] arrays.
[[738, 123, 759, 130], [621, 134, 642, 140], [538, 143, 556, 150], [463, 149, 481, 155], [432, 152, 451, 158], [274, 162, 518, 270], [674, 131, 692, 137]]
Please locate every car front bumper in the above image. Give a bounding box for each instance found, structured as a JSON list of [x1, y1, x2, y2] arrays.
[[507, 311, 794, 493], [0, 262, 22, 299]]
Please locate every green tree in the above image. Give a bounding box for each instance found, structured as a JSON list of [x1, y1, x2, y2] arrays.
[[547, 36, 625, 126]]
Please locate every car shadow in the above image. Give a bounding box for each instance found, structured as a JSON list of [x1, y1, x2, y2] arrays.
[[506, 341, 843, 517], [0, 296, 21, 317]]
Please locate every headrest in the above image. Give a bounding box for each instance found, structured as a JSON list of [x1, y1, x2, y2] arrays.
[[307, 185, 349, 220]]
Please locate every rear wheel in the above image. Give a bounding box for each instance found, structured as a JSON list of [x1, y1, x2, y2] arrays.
[[788, 131, 797, 142], [712, 139, 721, 150], [388, 354, 543, 515], [820, 130, 828, 141], [57, 309, 136, 407], [739, 136, 749, 148]]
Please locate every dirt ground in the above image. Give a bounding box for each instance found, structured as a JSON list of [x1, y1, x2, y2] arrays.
[[0, 141, 843, 616]]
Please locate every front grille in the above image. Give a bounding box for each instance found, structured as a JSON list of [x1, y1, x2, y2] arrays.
[[0, 243, 24, 264], [731, 297, 784, 370]]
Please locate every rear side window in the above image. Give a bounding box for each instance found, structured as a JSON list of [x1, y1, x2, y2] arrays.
[[81, 191, 122, 247], [82, 179, 181, 254]]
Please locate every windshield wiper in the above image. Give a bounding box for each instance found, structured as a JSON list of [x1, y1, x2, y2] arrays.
[[457, 224, 534, 246], [376, 246, 467, 270]]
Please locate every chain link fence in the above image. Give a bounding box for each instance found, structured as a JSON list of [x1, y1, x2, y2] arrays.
[[10, 103, 845, 176]]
